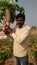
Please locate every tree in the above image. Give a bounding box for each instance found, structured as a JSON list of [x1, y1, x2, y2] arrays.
[[0, 0, 25, 23]]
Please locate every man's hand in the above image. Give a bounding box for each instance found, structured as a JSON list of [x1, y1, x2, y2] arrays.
[[4, 26, 13, 35]]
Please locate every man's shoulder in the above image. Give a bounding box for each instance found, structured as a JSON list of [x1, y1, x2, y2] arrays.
[[24, 25, 31, 29], [24, 25, 31, 30]]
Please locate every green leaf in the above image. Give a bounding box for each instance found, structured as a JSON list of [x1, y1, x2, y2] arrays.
[[31, 49, 37, 60], [2, 50, 11, 60]]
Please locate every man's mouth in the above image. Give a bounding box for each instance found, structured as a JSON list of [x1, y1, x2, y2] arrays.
[[17, 23, 23, 28]]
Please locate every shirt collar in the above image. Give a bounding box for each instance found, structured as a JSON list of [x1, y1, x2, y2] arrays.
[[16, 24, 25, 28]]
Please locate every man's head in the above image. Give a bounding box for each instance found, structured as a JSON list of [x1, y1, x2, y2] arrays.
[[16, 13, 25, 28]]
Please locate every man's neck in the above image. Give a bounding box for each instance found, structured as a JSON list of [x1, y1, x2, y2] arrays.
[[17, 24, 25, 29]]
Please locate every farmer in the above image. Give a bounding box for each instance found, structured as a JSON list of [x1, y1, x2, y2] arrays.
[[7, 13, 31, 65]]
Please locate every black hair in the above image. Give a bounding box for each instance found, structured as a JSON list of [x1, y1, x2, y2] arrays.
[[16, 13, 25, 21]]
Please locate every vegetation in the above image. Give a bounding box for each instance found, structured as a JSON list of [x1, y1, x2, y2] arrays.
[[0, 50, 11, 60], [31, 49, 37, 64], [29, 36, 37, 48], [0, 0, 25, 23], [28, 35, 37, 65], [0, 38, 13, 60], [0, 0, 37, 65]]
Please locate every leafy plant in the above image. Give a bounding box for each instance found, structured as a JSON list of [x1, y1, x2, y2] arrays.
[[0, 38, 13, 47], [0, 0, 25, 23], [2, 50, 11, 60], [0, 38, 13, 60], [29, 37, 37, 48], [31, 49, 37, 64], [0, 49, 12, 60]]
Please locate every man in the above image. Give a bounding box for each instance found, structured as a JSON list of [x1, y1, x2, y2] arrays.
[[0, 13, 31, 65], [8, 13, 31, 65]]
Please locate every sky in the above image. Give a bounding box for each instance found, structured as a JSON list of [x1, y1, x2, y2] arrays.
[[18, 0, 37, 27], [0, 0, 37, 28]]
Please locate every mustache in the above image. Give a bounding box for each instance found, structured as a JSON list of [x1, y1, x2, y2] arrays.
[[17, 22, 24, 25], [17, 23, 22, 25]]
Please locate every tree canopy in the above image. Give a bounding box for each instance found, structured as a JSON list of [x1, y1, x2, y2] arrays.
[[0, 0, 25, 23]]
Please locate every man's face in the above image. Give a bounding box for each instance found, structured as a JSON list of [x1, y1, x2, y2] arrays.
[[16, 17, 24, 28]]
